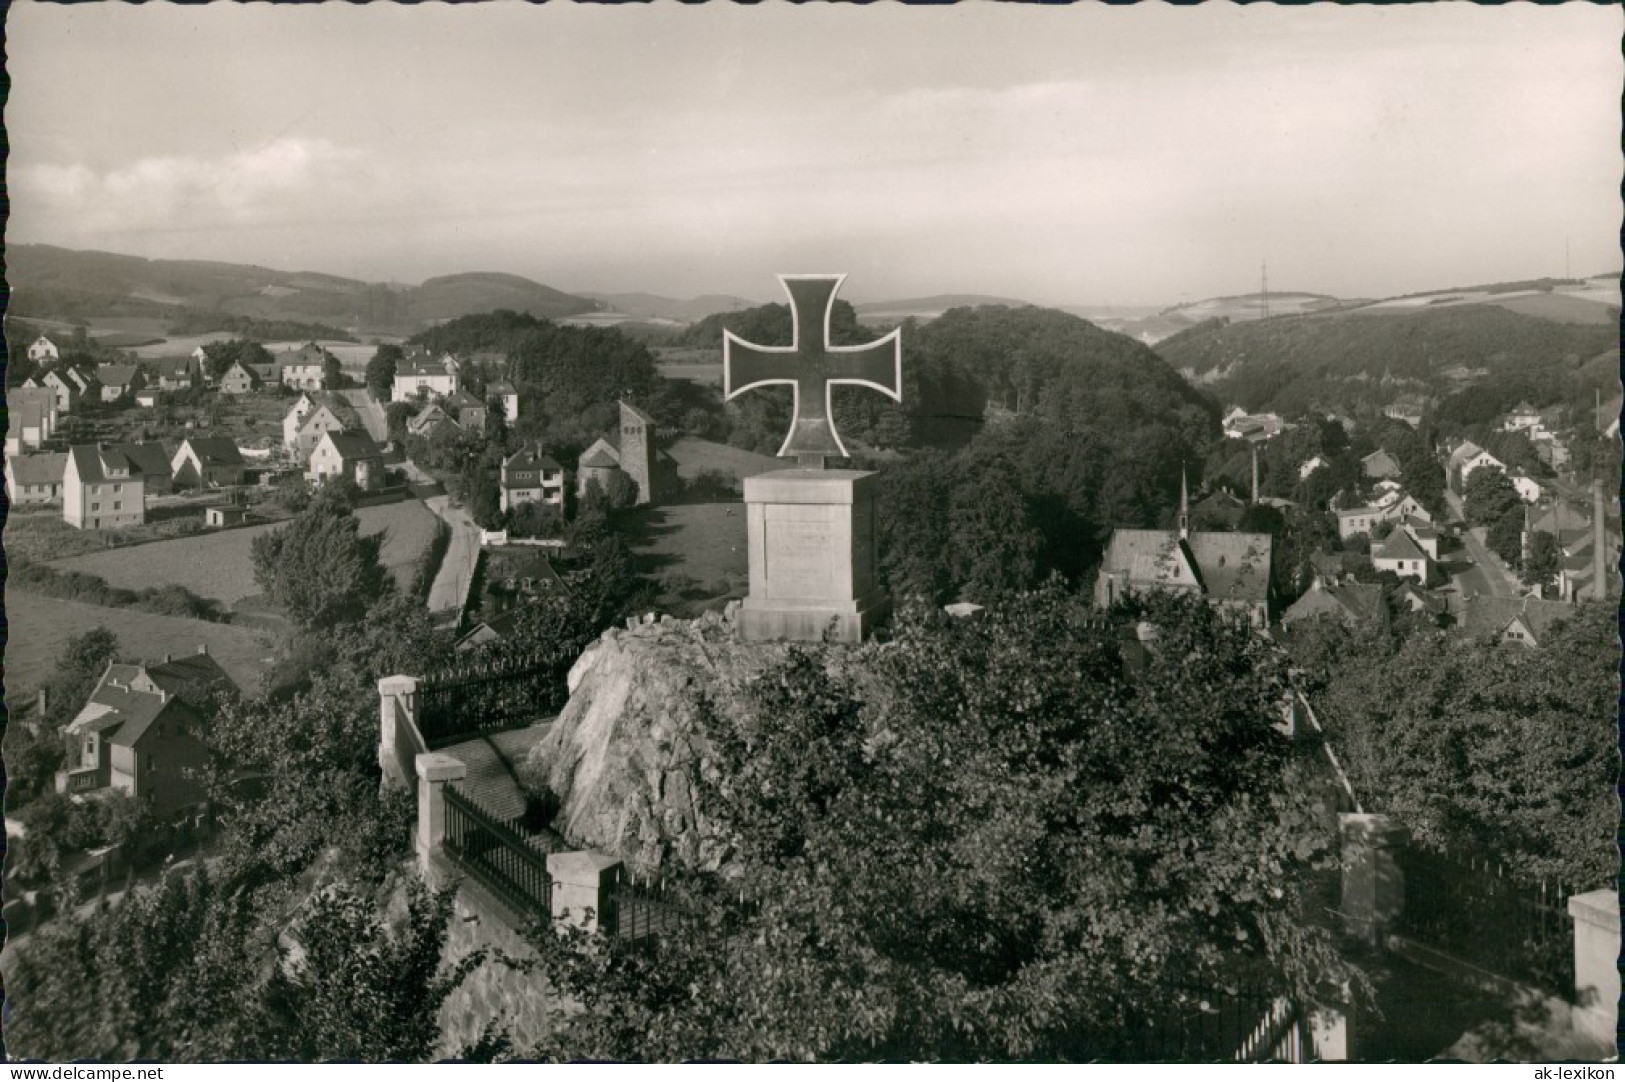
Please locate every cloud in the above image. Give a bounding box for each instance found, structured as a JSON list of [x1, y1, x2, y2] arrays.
[[11, 138, 371, 238]]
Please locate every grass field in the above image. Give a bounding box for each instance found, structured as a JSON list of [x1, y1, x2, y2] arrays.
[[666, 437, 782, 482], [4, 591, 277, 695], [3, 505, 228, 564], [624, 502, 748, 617], [47, 500, 440, 605], [657, 363, 724, 386]]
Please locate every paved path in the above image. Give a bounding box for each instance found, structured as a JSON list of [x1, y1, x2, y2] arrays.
[[341, 388, 391, 443], [424, 493, 482, 620], [1445, 490, 1522, 598]]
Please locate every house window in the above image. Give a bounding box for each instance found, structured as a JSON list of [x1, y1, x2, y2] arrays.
[[92, 502, 101, 512], [113, 483, 122, 493], [147, 756, 156, 773], [113, 501, 122, 511]]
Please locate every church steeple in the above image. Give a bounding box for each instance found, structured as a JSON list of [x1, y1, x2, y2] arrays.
[[1179, 463, 1190, 541]]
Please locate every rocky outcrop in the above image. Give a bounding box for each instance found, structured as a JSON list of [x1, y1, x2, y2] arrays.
[[521, 609, 821, 874]]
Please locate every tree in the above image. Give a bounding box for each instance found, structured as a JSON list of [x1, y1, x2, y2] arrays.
[[367, 344, 404, 402], [250, 497, 390, 629], [1462, 466, 1520, 528], [1485, 507, 1525, 568], [1316, 604, 1616, 886], [322, 351, 346, 391], [1522, 530, 1561, 591], [385, 400, 416, 443], [40, 627, 121, 729], [200, 339, 273, 382], [526, 589, 1356, 1061]]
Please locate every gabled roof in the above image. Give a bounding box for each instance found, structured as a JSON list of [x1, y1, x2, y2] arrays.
[[1373, 528, 1427, 563], [145, 357, 196, 379], [488, 380, 517, 395], [179, 436, 245, 467], [1101, 530, 1204, 592], [1457, 596, 1575, 644], [397, 352, 459, 377], [110, 441, 174, 479], [67, 444, 135, 483], [64, 651, 233, 747], [1283, 582, 1385, 626], [1185, 531, 1272, 602], [320, 432, 384, 460], [97, 364, 142, 387], [579, 447, 621, 470], [7, 452, 68, 485], [275, 343, 332, 367], [503, 445, 563, 474], [443, 390, 485, 412], [223, 361, 262, 382]]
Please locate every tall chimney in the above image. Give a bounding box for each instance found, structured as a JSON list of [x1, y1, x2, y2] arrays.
[[37, 687, 48, 718], [1178, 464, 1190, 542], [1250, 442, 1260, 505], [1590, 476, 1609, 602]]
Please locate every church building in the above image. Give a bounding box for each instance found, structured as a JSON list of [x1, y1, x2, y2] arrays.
[[1093, 472, 1274, 628]]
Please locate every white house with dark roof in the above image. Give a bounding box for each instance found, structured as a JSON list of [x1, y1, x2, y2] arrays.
[[57, 648, 234, 816], [27, 335, 59, 365], [1371, 527, 1429, 583], [1448, 440, 1505, 493], [306, 431, 385, 490], [6, 452, 69, 504], [96, 363, 146, 402], [391, 351, 462, 402], [283, 393, 355, 462], [63, 444, 146, 529], [171, 437, 246, 489], [488, 381, 519, 423], [276, 343, 333, 391], [501, 445, 568, 512]]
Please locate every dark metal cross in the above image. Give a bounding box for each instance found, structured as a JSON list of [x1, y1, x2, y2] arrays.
[[723, 275, 902, 468]]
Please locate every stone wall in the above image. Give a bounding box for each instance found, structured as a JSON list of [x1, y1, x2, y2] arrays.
[[433, 865, 559, 1058]]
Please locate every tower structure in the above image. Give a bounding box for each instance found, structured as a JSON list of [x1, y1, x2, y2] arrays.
[[1178, 464, 1190, 541], [617, 400, 657, 506], [1261, 260, 1271, 320]]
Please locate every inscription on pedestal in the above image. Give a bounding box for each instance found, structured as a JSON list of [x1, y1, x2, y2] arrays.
[[764, 505, 841, 596]]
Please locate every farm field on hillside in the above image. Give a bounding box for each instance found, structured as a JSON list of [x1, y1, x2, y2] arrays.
[[4, 591, 276, 696], [48, 500, 439, 603], [656, 362, 723, 385]]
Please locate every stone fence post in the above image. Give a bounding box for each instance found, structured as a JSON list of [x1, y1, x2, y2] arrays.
[[547, 852, 623, 934], [378, 675, 419, 789], [1339, 813, 1408, 946], [415, 752, 466, 883], [1568, 889, 1620, 1053]]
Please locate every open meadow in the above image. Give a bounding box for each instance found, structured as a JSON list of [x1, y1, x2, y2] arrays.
[[665, 437, 781, 483], [624, 501, 748, 617], [4, 591, 276, 695], [46, 499, 440, 604]]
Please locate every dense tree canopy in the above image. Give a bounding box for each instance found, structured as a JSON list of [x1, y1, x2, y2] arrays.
[[526, 589, 1354, 1061], [1311, 605, 1617, 886], [199, 338, 273, 382], [250, 491, 391, 629]]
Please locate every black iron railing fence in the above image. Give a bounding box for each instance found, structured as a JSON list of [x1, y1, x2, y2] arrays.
[[419, 657, 567, 747], [1118, 977, 1309, 1062], [443, 783, 553, 923], [1393, 845, 1574, 994]]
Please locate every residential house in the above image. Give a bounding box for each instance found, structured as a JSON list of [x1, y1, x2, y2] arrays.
[[1371, 528, 1429, 583], [1280, 580, 1387, 632], [250, 362, 283, 387], [63, 444, 146, 529], [110, 441, 176, 496], [443, 390, 488, 433], [407, 402, 458, 438], [1500, 402, 1545, 435], [1508, 470, 1545, 505], [96, 363, 146, 402], [1455, 596, 1578, 649], [219, 361, 262, 395], [6, 396, 54, 456], [500, 445, 568, 513], [488, 381, 519, 423], [171, 437, 246, 489], [33, 368, 83, 414], [64, 365, 99, 401], [391, 351, 462, 403], [1298, 455, 1328, 481], [1383, 397, 1426, 428], [5, 452, 69, 504], [1398, 516, 1439, 560], [146, 357, 200, 392], [306, 432, 385, 490], [276, 343, 333, 391], [205, 506, 249, 528], [282, 393, 355, 462], [1188, 490, 1246, 531], [1223, 410, 1285, 442], [57, 648, 236, 817], [27, 335, 59, 365], [1391, 581, 1449, 620], [1094, 474, 1273, 628], [1361, 449, 1402, 481], [135, 388, 164, 409], [1447, 440, 1504, 493]]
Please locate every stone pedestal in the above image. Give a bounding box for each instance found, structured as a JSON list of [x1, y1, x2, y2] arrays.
[[1568, 889, 1620, 1051], [547, 851, 623, 933], [738, 468, 888, 644], [1339, 813, 1408, 946]]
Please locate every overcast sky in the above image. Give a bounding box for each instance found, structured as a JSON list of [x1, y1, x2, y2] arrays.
[[7, 2, 1620, 306]]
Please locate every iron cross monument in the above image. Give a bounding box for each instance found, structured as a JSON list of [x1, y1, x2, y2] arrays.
[[724, 274, 901, 643]]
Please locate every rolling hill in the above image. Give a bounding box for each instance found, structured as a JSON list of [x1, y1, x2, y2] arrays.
[[853, 294, 1039, 321], [579, 292, 763, 323], [6, 244, 598, 335]]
